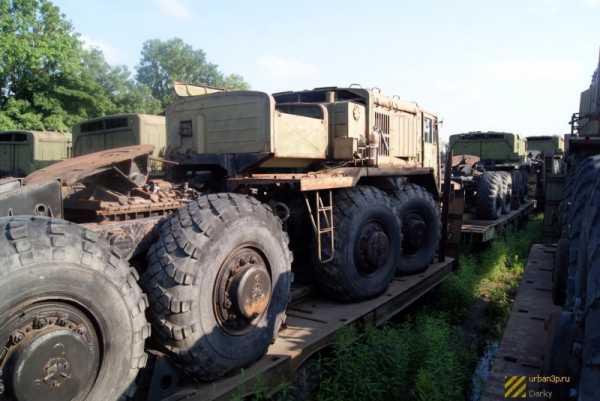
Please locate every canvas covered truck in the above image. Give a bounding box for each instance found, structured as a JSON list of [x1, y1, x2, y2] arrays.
[[544, 49, 600, 401], [0, 84, 448, 401], [447, 131, 531, 220], [0, 130, 71, 177]]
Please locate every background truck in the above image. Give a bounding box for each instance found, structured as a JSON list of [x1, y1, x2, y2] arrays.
[[0, 85, 445, 401], [447, 131, 531, 219], [0, 130, 71, 177], [526, 134, 564, 157], [72, 113, 166, 158], [544, 50, 600, 401]]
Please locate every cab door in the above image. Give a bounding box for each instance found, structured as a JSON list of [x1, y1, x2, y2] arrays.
[[421, 113, 440, 187]]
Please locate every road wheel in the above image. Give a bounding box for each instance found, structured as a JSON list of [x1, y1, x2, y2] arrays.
[[476, 172, 504, 219], [314, 186, 400, 301], [391, 184, 441, 274], [0, 216, 150, 401], [142, 193, 292, 380]]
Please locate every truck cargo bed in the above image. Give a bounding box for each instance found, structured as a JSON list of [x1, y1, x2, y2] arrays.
[[461, 200, 536, 243]]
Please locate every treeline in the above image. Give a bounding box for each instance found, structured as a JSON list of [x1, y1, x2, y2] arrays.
[[0, 0, 249, 132]]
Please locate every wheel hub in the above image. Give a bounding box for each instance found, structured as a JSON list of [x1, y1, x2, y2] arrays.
[[214, 247, 272, 335], [230, 266, 271, 319], [1, 303, 101, 401], [357, 221, 390, 275], [406, 217, 426, 249]]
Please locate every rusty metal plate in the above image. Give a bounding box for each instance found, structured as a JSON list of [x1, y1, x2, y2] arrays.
[[24, 145, 154, 186], [452, 154, 480, 167]]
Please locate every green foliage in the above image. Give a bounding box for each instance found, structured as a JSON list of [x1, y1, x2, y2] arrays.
[[314, 217, 543, 401], [1, 2, 246, 132], [136, 38, 249, 107]]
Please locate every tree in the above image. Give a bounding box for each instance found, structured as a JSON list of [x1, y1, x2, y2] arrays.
[[0, 0, 161, 132], [136, 38, 249, 107]]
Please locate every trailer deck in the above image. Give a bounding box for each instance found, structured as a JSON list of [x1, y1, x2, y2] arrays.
[[481, 243, 559, 401], [461, 200, 536, 243], [142, 257, 455, 401]]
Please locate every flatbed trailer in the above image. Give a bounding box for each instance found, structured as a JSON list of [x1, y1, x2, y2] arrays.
[[481, 244, 559, 401], [460, 200, 536, 243], [139, 257, 455, 401]]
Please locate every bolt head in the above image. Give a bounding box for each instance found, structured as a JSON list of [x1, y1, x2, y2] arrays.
[[10, 331, 24, 345], [33, 317, 48, 329]]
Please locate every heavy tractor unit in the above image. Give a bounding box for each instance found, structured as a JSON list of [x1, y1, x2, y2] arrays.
[[448, 131, 531, 220], [0, 84, 444, 401], [545, 49, 600, 401]]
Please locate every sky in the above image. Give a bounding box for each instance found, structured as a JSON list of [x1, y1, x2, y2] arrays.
[[53, 0, 600, 140]]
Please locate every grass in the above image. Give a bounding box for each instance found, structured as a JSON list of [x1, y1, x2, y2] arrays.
[[242, 216, 543, 401], [312, 215, 543, 401]]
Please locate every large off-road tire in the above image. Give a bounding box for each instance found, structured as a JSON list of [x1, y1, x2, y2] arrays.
[[510, 170, 523, 208], [566, 156, 600, 306], [497, 171, 512, 213], [314, 186, 400, 301], [391, 183, 441, 275], [476, 172, 504, 220], [0, 216, 150, 401], [142, 193, 292, 380], [577, 171, 600, 401], [552, 238, 569, 306]]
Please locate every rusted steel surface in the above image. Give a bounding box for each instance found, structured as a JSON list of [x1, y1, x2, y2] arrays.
[[80, 215, 164, 259], [451, 154, 480, 167], [148, 257, 455, 401], [24, 145, 154, 186], [461, 200, 535, 243], [482, 244, 560, 401], [228, 166, 433, 192]]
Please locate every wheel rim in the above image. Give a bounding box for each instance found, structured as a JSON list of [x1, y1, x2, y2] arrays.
[[213, 246, 272, 336], [0, 302, 101, 401], [356, 220, 391, 276], [402, 212, 427, 255]]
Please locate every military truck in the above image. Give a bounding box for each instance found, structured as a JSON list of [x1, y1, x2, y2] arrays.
[[526, 135, 564, 157], [448, 131, 531, 219], [544, 50, 600, 401], [0, 85, 444, 401], [72, 113, 166, 158], [0, 130, 71, 177]]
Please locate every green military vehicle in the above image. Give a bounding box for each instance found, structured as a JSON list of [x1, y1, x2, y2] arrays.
[[72, 113, 166, 158], [448, 131, 531, 219], [526, 135, 564, 157], [0, 84, 446, 401], [545, 50, 600, 401], [0, 130, 71, 177]]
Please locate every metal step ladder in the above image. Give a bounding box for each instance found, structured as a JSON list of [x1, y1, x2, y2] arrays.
[[304, 190, 335, 263]]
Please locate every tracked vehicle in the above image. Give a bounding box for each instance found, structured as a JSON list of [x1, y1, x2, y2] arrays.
[[544, 49, 600, 401], [448, 131, 531, 220], [0, 84, 444, 401]]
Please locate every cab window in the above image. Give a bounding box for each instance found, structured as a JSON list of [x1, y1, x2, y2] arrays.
[[424, 117, 433, 143]]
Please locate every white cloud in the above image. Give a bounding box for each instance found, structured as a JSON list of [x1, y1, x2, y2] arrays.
[[155, 0, 191, 19], [81, 35, 120, 64], [256, 56, 319, 81]]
